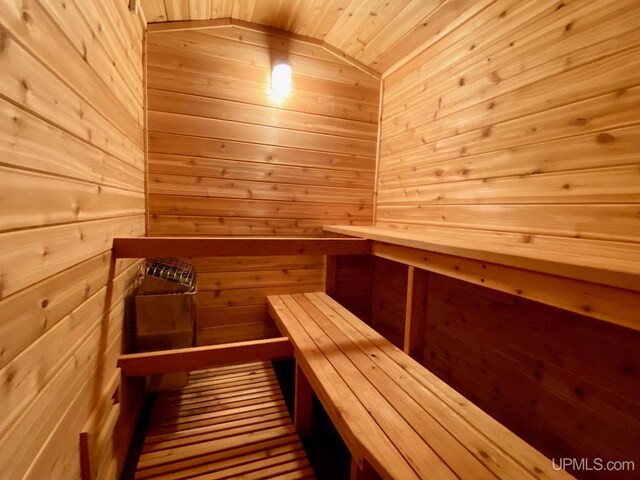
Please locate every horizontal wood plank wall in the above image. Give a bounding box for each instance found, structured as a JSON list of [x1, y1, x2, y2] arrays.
[[422, 274, 640, 480], [370, 257, 407, 349], [0, 0, 145, 477], [329, 255, 374, 323], [146, 25, 378, 344], [377, 0, 640, 255]]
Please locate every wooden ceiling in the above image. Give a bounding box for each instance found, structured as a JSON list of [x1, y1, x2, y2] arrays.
[[140, 0, 476, 73]]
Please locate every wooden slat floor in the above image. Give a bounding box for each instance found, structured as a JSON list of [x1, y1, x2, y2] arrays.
[[134, 361, 315, 480]]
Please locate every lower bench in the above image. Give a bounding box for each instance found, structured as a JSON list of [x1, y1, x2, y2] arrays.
[[267, 292, 574, 480]]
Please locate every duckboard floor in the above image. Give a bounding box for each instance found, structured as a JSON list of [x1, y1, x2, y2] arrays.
[[133, 361, 315, 479]]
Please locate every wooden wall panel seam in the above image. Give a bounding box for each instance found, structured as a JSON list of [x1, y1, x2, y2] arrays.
[[379, 90, 640, 161], [147, 132, 376, 172], [147, 88, 379, 137], [0, 34, 144, 169], [1, 0, 144, 146]]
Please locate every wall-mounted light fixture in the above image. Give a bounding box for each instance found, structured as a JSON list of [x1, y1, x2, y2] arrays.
[[271, 61, 292, 98]]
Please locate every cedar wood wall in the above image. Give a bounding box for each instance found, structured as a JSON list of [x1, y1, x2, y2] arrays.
[[0, 0, 637, 478], [377, 0, 639, 246], [0, 0, 145, 477], [146, 26, 378, 345], [372, 1, 640, 479]]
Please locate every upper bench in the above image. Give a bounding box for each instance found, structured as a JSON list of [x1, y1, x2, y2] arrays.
[[267, 291, 574, 480], [322, 225, 640, 332]]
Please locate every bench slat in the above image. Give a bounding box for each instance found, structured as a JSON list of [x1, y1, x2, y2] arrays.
[[268, 292, 575, 480], [268, 295, 419, 480], [296, 293, 501, 480], [308, 292, 575, 480], [281, 293, 459, 480]]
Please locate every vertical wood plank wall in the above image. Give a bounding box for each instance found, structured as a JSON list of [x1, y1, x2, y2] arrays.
[[146, 26, 378, 344], [377, 0, 640, 249], [372, 1, 640, 478], [0, 0, 145, 477]]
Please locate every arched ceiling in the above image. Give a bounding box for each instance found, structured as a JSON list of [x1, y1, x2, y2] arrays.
[[140, 0, 480, 73]]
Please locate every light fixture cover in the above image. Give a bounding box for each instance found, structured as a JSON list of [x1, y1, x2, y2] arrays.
[[271, 62, 292, 97]]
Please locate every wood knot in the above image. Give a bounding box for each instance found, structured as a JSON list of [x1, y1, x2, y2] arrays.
[[458, 77, 465, 86], [570, 117, 588, 126], [522, 234, 533, 243], [565, 22, 572, 32], [22, 10, 31, 23], [596, 132, 615, 144], [5, 367, 16, 386], [499, 10, 507, 18], [556, 2, 566, 9], [481, 126, 493, 138], [490, 71, 502, 84], [41, 299, 49, 308]]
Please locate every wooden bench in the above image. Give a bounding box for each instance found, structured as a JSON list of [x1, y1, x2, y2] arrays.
[[267, 292, 575, 480]]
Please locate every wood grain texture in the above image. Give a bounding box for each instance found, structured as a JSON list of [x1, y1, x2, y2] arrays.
[[147, 25, 377, 344], [376, 0, 640, 283], [0, 0, 145, 478], [139, 0, 484, 74]]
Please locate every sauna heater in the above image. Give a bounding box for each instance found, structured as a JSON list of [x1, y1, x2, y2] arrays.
[[135, 258, 197, 391]]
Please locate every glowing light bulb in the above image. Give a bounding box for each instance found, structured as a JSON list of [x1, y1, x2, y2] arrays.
[[271, 62, 292, 98]]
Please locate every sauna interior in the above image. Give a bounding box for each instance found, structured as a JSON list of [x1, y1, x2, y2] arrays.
[[1, 0, 639, 479]]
